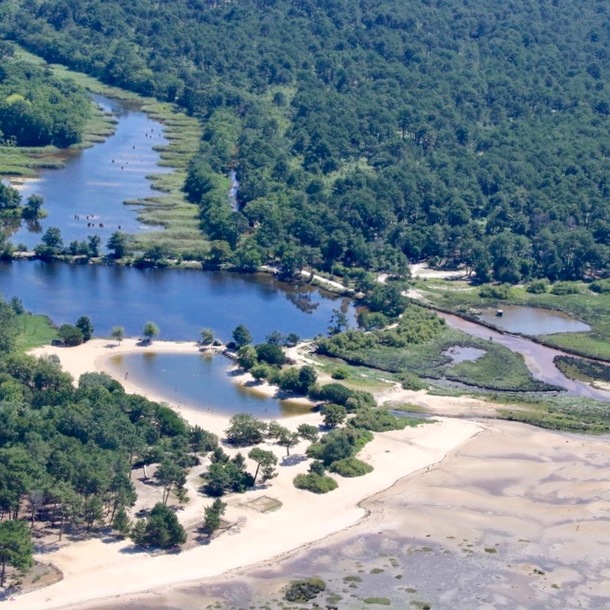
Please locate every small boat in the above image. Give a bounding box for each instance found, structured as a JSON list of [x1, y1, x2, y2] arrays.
[[496, 309, 504, 317]]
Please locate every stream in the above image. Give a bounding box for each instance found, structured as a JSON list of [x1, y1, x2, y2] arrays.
[[440, 311, 610, 401]]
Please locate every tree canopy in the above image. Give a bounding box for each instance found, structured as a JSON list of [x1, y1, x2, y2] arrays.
[[5, 0, 610, 280], [0, 54, 90, 147]]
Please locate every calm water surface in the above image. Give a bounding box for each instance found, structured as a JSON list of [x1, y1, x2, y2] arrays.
[[0, 260, 353, 341], [11, 95, 168, 248], [106, 352, 311, 417], [478, 305, 590, 335]]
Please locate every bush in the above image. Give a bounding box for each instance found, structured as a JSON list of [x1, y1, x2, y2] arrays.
[[309, 382, 353, 405], [551, 282, 580, 295], [58, 323, 84, 346], [589, 280, 610, 294], [255, 342, 286, 366], [349, 408, 410, 432], [331, 367, 350, 380], [526, 279, 549, 294], [357, 311, 389, 330], [329, 457, 373, 477], [398, 371, 426, 390], [293, 473, 338, 494], [478, 284, 513, 299], [307, 427, 374, 465], [284, 577, 326, 602]]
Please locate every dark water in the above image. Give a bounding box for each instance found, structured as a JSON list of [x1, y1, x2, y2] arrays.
[[105, 352, 311, 417], [478, 305, 590, 335], [11, 95, 168, 249], [0, 260, 353, 341]]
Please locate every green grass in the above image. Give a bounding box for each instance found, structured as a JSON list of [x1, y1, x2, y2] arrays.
[[15, 314, 57, 350], [554, 356, 610, 385]]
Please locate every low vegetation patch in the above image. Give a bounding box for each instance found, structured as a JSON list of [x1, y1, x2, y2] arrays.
[[293, 472, 338, 494], [307, 427, 374, 465], [555, 356, 610, 385], [329, 457, 373, 477], [349, 408, 417, 432], [317, 311, 557, 393], [284, 577, 326, 603]]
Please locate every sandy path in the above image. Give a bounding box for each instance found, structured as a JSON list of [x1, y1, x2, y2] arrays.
[[16, 340, 481, 610]]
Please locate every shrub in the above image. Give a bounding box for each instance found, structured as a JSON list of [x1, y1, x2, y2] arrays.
[[293, 473, 338, 494], [478, 284, 513, 299], [309, 382, 353, 405], [551, 282, 580, 295], [589, 280, 610, 294], [307, 427, 374, 465], [526, 279, 549, 294], [357, 311, 389, 330], [255, 342, 286, 366], [329, 457, 373, 477], [349, 408, 410, 432], [58, 323, 83, 346], [284, 577, 326, 602], [398, 371, 426, 391], [331, 366, 350, 380]]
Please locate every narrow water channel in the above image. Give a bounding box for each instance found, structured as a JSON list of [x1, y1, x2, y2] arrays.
[[441, 312, 610, 401], [10, 95, 169, 249]]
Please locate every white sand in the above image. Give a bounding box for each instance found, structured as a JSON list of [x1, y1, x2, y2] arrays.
[[14, 339, 481, 610]]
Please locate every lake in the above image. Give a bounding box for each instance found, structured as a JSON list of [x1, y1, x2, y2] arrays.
[[105, 351, 311, 417], [0, 260, 354, 342]]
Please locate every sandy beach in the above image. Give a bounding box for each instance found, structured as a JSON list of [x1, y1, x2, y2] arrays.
[[76, 421, 610, 610], [16, 339, 482, 610]]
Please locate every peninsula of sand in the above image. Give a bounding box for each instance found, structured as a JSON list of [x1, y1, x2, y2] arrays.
[[16, 339, 481, 610]]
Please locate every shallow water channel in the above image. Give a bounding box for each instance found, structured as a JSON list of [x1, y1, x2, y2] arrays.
[[11, 95, 169, 249], [477, 305, 591, 335]]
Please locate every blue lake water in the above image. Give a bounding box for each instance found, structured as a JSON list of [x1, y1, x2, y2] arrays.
[[10, 95, 169, 249], [0, 260, 354, 342], [105, 351, 312, 417]]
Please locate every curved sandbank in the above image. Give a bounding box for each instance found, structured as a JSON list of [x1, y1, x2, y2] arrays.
[[19, 339, 482, 610]]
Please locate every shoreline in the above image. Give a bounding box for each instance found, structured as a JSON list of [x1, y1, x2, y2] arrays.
[[19, 338, 482, 610]]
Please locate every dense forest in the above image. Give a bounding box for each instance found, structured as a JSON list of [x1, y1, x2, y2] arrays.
[[0, 296, 205, 545], [2, 0, 610, 281], [0, 42, 90, 147]]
